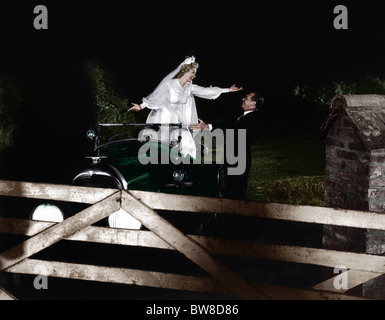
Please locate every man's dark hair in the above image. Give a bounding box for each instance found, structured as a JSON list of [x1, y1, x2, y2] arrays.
[[250, 91, 264, 109]]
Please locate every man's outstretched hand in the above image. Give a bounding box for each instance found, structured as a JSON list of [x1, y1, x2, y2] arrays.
[[190, 118, 209, 131]]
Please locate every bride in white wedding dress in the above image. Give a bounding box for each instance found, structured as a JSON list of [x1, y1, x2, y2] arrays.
[[128, 56, 242, 158]]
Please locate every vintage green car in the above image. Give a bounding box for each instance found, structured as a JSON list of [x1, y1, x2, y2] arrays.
[[64, 123, 224, 229], [73, 123, 223, 194]]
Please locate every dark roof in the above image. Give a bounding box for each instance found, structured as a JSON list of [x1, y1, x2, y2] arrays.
[[318, 95, 385, 150]]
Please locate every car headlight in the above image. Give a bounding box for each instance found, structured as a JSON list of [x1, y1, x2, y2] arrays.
[[86, 129, 96, 140], [172, 170, 185, 182], [107, 208, 142, 230], [30, 203, 65, 223]]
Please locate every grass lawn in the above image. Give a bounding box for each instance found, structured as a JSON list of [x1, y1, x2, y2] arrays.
[[247, 133, 326, 205]]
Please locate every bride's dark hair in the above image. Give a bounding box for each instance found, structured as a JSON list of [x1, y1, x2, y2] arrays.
[[173, 62, 199, 79]]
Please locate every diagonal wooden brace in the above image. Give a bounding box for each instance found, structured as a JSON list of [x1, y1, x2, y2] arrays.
[[121, 190, 270, 300], [0, 285, 17, 300], [0, 191, 121, 272]]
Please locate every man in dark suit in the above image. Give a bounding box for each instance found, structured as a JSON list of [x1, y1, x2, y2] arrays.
[[190, 91, 264, 199]]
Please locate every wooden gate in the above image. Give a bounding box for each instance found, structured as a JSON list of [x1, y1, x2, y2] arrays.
[[0, 180, 384, 300]]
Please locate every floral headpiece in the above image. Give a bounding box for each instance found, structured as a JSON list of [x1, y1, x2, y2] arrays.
[[183, 56, 195, 65]]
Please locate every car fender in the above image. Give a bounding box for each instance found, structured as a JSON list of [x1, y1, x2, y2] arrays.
[[72, 162, 128, 190]]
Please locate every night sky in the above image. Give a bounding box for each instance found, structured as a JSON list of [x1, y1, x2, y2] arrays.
[[1, 0, 385, 182]]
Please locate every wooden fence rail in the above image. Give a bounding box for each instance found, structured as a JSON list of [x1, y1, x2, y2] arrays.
[[0, 180, 383, 300]]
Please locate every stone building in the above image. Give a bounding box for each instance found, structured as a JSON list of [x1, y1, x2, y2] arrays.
[[319, 94, 385, 298]]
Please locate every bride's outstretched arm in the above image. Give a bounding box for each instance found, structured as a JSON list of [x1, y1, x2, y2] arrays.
[[192, 84, 243, 100]]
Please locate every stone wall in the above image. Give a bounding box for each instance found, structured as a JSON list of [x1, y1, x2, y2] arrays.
[[323, 108, 385, 298], [324, 114, 369, 211]]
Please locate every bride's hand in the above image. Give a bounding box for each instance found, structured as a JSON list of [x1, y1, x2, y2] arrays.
[[229, 85, 243, 92], [128, 103, 142, 112]]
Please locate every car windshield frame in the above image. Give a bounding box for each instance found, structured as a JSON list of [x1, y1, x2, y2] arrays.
[[93, 123, 183, 152]]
